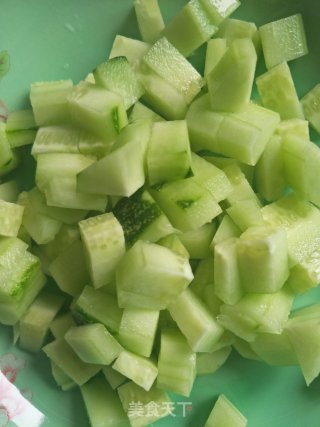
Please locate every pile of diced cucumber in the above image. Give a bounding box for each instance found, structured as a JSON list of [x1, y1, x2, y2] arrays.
[[2, 0, 320, 425]]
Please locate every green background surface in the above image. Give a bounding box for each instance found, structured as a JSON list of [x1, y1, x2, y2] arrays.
[[1, 0, 320, 426]]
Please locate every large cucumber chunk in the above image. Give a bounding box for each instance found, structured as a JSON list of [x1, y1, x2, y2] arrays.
[[116, 240, 193, 310]]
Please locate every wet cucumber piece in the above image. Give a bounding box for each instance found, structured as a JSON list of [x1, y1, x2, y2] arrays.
[[50, 312, 76, 339], [196, 346, 232, 375], [199, 0, 240, 25], [210, 214, 241, 249], [102, 365, 126, 390], [0, 123, 13, 168], [256, 62, 304, 120], [113, 189, 174, 246], [157, 233, 189, 259], [179, 222, 216, 259], [205, 394, 247, 427], [94, 57, 144, 110], [286, 247, 320, 294], [250, 331, 298, 366], [301, 83, 320, 134], [129, 101, 164, 123], [259, 14, 308, 69], [0, 199, 24, 237], [226, 199, 264, 231], [207, 38, 257, 112], [216, 18, 260, 51], [109, 35, 150, 69], [204, 38, 228, 77], [134, 0, 164, 44]]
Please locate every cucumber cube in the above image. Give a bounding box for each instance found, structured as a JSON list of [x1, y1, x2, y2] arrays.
[[301, 84, 320, 134], [214, 237, 243, 304], [94, 57, 144, 109], [118, 308, 159, 358], [147, 120, 192, 186], [142, 37, 204, 103], [77, 120, 151, 197], [113, 350, 158, 391], [163, 0, 218, 57], [157, 329, 196, 397], [50, 312, 76, 339], [157, 233, 189, 259], [204, 394, 247, 427], [6, 109, 36, 132], [223, 164, 259, 206], [117, 382, 170, 427], [51, 362, 76, 391], [30, 80, 73, 126], [79, 213, 125, 288], [286, 247, 320, 294], [0, 200, 24, 237], [134, 0, 164, 44], [81, 377, 130, 427], [109, 35, 150, 69], [207, 38, 257, 112], [276, 118, 310, 140], [113, 189, 174, 246], [250, 331, 297, 366], [204, 38, 228, 77], [129, 101, 164, 123], [199, 0, 240, 25], [256, 62, 304, 120], [65, 323, 123, 365], [179, 222, 216, 259], [168, 288, 224, 352], [197, 346, 232, 375], [237, 226, 289, 293], [216, 18, 260, 51], [68, 81, 128, 142], [43, 338, 101, 386], [259, 14, 308, 69], [0, 123, 13, 168], [102, 366, 126, 390], [226, 199, 264, 231], [116, 240, 193, 309]]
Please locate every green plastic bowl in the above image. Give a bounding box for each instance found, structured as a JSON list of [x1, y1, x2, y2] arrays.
[[1, 1, 320, 426]]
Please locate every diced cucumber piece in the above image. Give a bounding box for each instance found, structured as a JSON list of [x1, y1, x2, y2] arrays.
[[65, 323, 123, 365], [157, 233, 189, 259], [73, 286, 123, 333], [163, 0, 218, 57], [19, 291, 64, 352], [157, 329, 196, 397], [216, 18, 260, 51], [68, 81, 128, 141], [142, 37, 204, 103], [204, 38, 228, 77], [254, 134, 286, 202], [79, 213, 125, 288], [150, 177, 222, 232], [197, 346, 232, 375], [256, 62, 304, 120], [118, 308, 159, 358], [189, 256, 214, 298], [210, 215, 241, 248], [147, 120, 192, 186], [286, 247, 320, 294], [6, 129, 37, 148], [18, 191, 62, 244], [94, 57, 144, 110], [81, 377, 130, 427], [168, 288, 224, 352], [237, 225, 289, 293], [187, 95, 280, 165], [0, 200, 24, 237], [43, 338, 101, 386], [113, 350, 158, 391], [285, 307, 320, 385], [77, 120, 151, 197], [49, 239, 89, 296], [134, 0, 164, 43], [117, 381, 170, 427], [30, 80, 73, 126], [250, 331, 297, 366], [218, 288, 294, 342], [191, 152, 232, 202], [32, 126, 110, 159], [0, 180, 19, 203], [199, 0, 240, 25], [6, 109, 36, 131], [109, 35, 150, 69], [0, 257, 46, 325], [0, 123, 13, 168], [42, 225, 79, 265], [35, 152, 95, 192], [204, 394, 247, 427], [259, 14, 308, 69], [102, 366, 126, 390], [261, 193, 320, 265], [226, 199, 264, 231], [51, 361, 76, 391], [276, 118, 310, 140], [129, 101, 164, 123], [139, 65, 188, 120], [282, 136, 320, 208], [179, 223, 216, 259], [116, 240, 193, 309], [113, 189, 174, 246], [214, 237, 243, 304], [207, 38, 257, 112], [301, 84, 320, 134], [223, 164, 259, 206], [233, 337, 260, 361], [50, 312, 76, 339]]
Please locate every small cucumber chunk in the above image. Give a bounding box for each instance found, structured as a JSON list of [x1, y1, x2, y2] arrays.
[[204, 394, 247, 427], [197, 346, 232, 375], [301, 83, 320, 134], [134, 0, 164, 44]]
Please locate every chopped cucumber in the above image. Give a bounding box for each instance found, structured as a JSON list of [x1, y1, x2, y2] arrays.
[[216, 18, 260, 51], [204, 394, 247, 427], [301, 83, 320, 134], [109, 35, 150, 69], [197, 346, 232, 375], [204, 38, 228, 77], [134, 0, 164, 44]]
